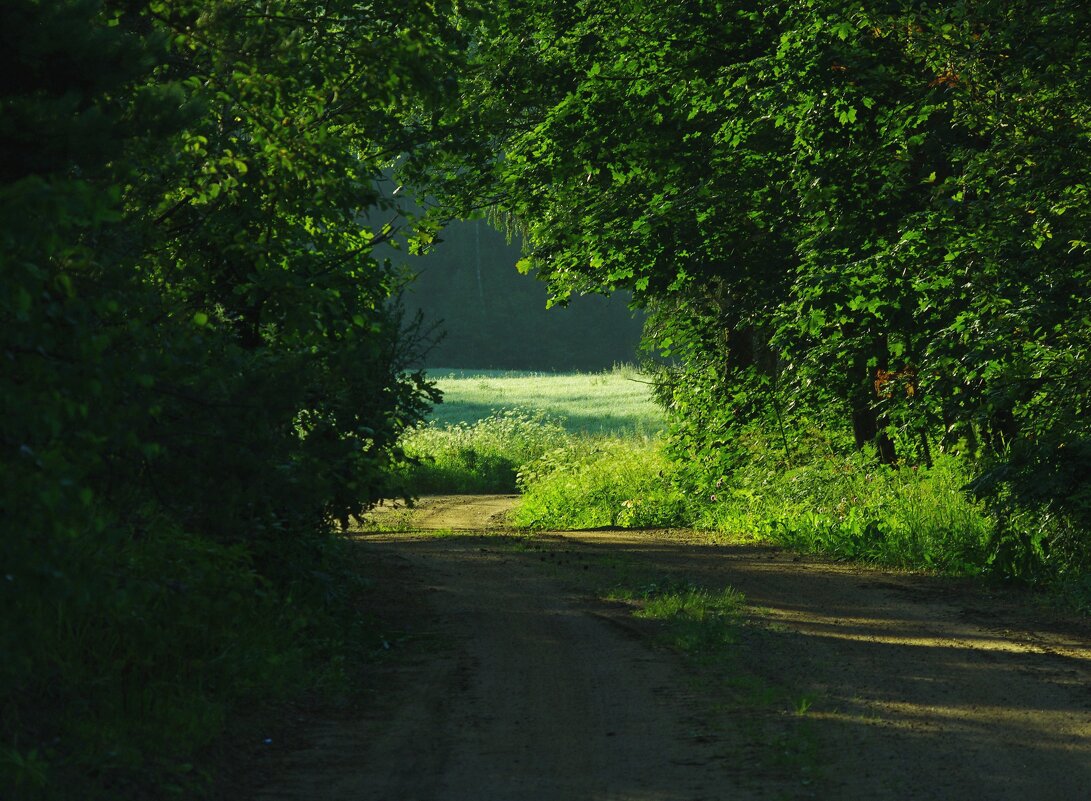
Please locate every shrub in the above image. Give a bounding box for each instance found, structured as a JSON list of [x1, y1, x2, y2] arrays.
[[397, 409, 570, 493], [1, 516, 375, 799], [514, 437, 690, 529], [700, 449, 994, 574]]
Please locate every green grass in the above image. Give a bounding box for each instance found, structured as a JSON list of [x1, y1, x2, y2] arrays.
[[396, 368, 685, 525], [514, 436, 689, 529], [619, 578, 745, 656], [397, 409, 571, 493], [398, 369, 1006, 584], [701, 450, 994, 574], [424, 365, 664, 436], [395, 367, 665, 495]]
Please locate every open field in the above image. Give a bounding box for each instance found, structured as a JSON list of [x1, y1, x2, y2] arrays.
[[424, 366, 664, 436]]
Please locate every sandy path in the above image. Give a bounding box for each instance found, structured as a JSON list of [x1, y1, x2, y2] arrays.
[[246, 496, 1091, 801]]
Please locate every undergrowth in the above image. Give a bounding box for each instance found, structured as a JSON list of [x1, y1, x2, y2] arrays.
[[395, 373, 1088, 607], [514, 437, 688, 529], [2, 522, 378, 800], [701, 450, 994, 574], [397, 409, 569, 493]]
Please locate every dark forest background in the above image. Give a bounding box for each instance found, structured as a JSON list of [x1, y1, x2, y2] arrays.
[[399, 218, 644, 370]]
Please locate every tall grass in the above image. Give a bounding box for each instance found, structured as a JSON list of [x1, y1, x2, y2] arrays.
[[515, 434, 994, 574], [514, 437, 689, 529], [398, 370, 999, 581], [395, 367, 665, 495], [700, 451, 994, 573], [397, 409, 570, 493]]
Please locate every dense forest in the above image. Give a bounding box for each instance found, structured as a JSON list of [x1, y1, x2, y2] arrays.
[[3, 1, 1089, 797], [396, 218, 643, 370], [411, 0, 1091, 579]]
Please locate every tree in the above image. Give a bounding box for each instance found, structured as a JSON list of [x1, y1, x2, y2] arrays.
[[1, 0, 468, 793], [414, 0, 1091, 579]]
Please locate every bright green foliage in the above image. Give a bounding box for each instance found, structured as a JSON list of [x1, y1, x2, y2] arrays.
[[399, 409, 570, 493], [415, 0, 1091, 587], [1, 0, 465, 795], [395, 369, 664, 494], [703, 443, 993, 573], [515, 437, 688, 529]]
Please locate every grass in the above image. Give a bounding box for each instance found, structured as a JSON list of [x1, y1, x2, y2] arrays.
[[397, 369, 1015, 587], [591, 560, 821, 783], [610, 577, 745, 657], [424, 365, 664, 436], [397, 409, 571, 493], [396, 366, 665, 495], [700, 450, 994, 574], [513, 437, 689, 529]]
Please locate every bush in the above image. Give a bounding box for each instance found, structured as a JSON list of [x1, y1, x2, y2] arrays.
[[1, 516, 374, 800], [514, 437, 690, 529], [700, 449, 994, 574], [397, 409, 570, 493]]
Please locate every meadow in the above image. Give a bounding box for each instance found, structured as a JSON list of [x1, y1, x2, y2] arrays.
[[398, 368, 1003, 588], [422, 366, 665, 435], [395, 366, 666, 495]]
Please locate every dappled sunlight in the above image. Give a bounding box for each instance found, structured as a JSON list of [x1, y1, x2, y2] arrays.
[[352, 505, 1091, 800], [809, 699, 1091, 746], [757, 607, 1091, 660]]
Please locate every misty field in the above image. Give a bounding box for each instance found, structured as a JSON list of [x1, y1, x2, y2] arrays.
[[424, 365, 665, 435]]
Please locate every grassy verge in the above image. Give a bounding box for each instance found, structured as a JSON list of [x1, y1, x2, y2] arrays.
[[397, 409, 570, 493], [513, 437, 688, 529], [700, 451, 994, 574], [397, 369, 1088, 606]]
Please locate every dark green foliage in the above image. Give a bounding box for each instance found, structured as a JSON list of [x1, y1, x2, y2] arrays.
[[402, 219, 644, 371], [414, 0, 1091, 590], [1, 0, 463, 795]]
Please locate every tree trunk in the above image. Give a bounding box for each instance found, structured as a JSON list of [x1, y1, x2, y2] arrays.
[[851, 366, 897, 465]]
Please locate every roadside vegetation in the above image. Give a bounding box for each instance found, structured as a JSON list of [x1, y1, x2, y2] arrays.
[[410, 1, 1091, 606], [394, 367, 664, 494], [3, 2, 455, 797], [401, 369, 1088, 611], [8, 2, 1091, 800]]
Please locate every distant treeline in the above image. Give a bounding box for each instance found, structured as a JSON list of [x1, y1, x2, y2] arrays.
[[402, 219, 644, 371]]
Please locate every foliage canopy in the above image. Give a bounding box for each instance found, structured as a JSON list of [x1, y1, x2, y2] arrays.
[[2, 0, 465, 794], [413, 0, 1091, 583]]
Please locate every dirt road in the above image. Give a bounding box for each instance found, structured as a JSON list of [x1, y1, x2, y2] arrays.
[[248, 495, 1091, 800]]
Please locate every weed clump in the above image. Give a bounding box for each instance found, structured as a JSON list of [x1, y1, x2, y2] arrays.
[[514, 437, 689, 529], [398, 409, 570, 493]]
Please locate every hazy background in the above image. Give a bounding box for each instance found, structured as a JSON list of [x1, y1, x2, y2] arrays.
[[398, 218, 644, 371]]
